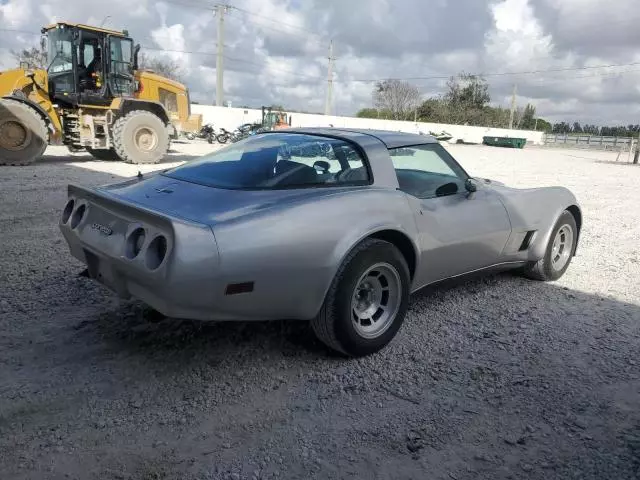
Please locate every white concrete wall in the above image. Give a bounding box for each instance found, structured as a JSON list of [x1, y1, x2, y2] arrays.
[[191, 104, 546, 145]]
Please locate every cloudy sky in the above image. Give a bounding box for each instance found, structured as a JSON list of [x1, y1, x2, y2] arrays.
[[1, 0, 640, 125]]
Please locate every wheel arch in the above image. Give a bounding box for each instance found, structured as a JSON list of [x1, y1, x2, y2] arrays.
[[566, 204, 582, 255], [2, 95, 54, 133], [367, 229, 418, 281], [528, 203, 582, 260], [312, 226, 419, 319], [112, 98, 170, 125]]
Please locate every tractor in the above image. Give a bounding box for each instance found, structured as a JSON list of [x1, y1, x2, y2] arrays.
[[0, 22, 202, 165], [260, 106, 291, 131]]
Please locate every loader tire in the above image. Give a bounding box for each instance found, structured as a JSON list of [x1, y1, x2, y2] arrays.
[[86, 148, 121, 161], [112, 110, 169, 164], [0, 98, 48, 165]]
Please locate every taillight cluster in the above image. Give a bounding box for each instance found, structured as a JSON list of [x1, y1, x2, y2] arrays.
[[61, 197, 170, 271], [61, 199, 87, 229], [125, 227, 168, 271]]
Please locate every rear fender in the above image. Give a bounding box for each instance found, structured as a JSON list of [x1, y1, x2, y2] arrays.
[[111, 97, 171, 125]]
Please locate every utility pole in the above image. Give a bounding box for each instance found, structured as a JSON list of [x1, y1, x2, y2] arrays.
[[508, 84, 517, 129], [634, 129, 640, 164], [324, 40, 334, 116], [215, 4, 227, 107]]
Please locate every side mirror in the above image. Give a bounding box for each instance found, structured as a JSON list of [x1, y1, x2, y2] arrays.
[[465, 178, 478, 193], [313, 160, 330, 174], [435, 181, 459, 197]]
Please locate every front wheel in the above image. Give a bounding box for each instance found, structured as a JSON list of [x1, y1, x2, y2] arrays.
[[0, 99, 49, 165], [311, 238, 410, 357], [522, 210, 578, 281], [216, 133, 229, 144]]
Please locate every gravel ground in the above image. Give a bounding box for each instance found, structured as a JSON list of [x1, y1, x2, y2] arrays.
[[1, 140, 639, 480]]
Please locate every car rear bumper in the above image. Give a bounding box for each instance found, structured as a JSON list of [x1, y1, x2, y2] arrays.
[[58, 184, 244, 321]]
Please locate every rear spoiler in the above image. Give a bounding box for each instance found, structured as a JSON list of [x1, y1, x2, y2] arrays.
[[66, 183, 205, 228]]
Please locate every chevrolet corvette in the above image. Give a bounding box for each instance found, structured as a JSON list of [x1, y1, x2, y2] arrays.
[[59, 128, 582, 356]]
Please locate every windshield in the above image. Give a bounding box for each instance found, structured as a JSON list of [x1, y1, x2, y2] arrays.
[[109, 36, 134, 95], [163, 133, 371, 190], [47, 28, 74, 74]]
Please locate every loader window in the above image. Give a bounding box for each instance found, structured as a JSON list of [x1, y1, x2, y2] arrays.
[[47, 27, 75, 94], [47, 29, 74, 74], [108, 37, 135, 96]]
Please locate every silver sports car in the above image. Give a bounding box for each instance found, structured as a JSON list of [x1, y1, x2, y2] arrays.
[[59, 128, 582, 357]]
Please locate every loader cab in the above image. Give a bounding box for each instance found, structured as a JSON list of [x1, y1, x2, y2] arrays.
[[44, 23, 136, 107]]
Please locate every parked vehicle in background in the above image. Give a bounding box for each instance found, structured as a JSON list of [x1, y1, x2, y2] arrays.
[[185, 123, 217, 143], [260, 106, 291, 131], [59, 128, 582, 357], [0, 21, 202, 165], [217, 123, 261, 143]]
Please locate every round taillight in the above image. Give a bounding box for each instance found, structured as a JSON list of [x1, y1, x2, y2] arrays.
[[126, 228, 146, 259], [70, 204, 86, 229], [62, 199, 74, 224], [145, 235, 167, 270]]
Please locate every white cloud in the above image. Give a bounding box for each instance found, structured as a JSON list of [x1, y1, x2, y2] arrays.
[[0, 0, 639, 125]]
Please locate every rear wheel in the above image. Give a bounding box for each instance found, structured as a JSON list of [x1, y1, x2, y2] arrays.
[[0, 99, 48, 165], [216, 133, 229, 144], [523, 210, 578, 281], [86, 147, 121, 161], [112, 110, 169, 164], [311, 238, 410, 357]]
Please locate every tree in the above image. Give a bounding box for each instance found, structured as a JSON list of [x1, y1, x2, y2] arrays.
[[12, 42, 47, 70], [137, 52, 185, 82], [518, 103, 536, 130], [444, 72, 491, 109], [534, 118, 552, 132], [372, 79, 421, 120], [356, 108, 380, 118]]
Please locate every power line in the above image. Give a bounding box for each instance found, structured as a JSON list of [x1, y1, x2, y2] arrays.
[[227, 5, 325, 38], [347, 62, 640, 83], [3, 27, 640, 84]]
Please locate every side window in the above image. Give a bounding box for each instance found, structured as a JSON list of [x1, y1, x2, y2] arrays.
[[389, 144, 467, 199], [272, 137, 370, 187], [158, 88, 178, 114], [79, 43, 94, 67]]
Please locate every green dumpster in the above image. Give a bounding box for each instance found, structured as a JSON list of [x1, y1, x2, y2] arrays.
[[482, 136, 527, 149]]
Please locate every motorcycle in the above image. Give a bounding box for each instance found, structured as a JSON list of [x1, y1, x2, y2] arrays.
[[185, 123, 217, 143], [215, 128, 236, 144], [217, 123, 261, 144]]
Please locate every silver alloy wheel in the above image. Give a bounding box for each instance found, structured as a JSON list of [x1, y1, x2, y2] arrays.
[[551, 224, 574, 271], [351, 262, 402, 339]]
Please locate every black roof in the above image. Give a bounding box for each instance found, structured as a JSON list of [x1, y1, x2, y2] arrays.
[[272, 127, 438, 148]]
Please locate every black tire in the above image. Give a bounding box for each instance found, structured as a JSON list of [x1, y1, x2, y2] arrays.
[[112, 110, 169, 164], [216, 133, 229, 144], [0, 99, 48, 165], [311, 238, 411, 357], [523, 210, 578, 281], [85, 147, 121, 161], [207, 133, 214, 144]]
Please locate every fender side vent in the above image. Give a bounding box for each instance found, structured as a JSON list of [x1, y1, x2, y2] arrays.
[[519, 230, 536, 251], [225, 282, 254, 295]]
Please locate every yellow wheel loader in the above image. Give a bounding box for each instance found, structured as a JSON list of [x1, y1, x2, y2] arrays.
[[0, 22, 202, 165]]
